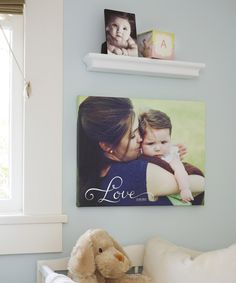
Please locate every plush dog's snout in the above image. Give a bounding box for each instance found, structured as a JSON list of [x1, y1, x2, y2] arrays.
[[114, 252, 124, 262]]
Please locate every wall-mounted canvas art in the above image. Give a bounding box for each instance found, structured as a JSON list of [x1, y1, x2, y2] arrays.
[[77, 96, 205, 207], [102, 9, 138, 57]]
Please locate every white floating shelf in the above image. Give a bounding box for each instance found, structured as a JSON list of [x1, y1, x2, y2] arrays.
[[83, 53, 205, 79]]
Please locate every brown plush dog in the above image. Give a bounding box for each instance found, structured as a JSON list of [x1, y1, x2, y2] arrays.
[[68, 229, 152, 283]]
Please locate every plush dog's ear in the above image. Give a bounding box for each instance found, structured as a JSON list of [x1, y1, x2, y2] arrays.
[[68, 229, 96, 279]]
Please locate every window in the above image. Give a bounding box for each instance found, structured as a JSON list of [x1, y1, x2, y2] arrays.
[[0, 0, 67, 255], [0, 13, 23, 214]]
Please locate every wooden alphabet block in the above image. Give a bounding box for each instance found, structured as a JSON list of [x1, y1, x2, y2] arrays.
[[137, 29, 175, 59]]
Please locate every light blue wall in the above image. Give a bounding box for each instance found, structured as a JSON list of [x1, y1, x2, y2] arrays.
[[1, 0, 236, 282]]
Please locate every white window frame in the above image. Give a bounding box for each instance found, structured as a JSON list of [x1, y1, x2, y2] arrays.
[[0, 14, 23, 213], [0, 0, 67, 255]]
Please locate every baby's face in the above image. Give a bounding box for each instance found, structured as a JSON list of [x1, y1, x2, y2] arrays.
[[142, 128, 171, 158], [107, 17, 131, 42]]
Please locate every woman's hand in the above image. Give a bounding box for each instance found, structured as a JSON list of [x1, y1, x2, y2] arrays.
[[176, 143, 187, 160]]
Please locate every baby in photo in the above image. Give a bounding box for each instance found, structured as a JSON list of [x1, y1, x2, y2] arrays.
[[139, 109, 194, 203], [104, 9, 138, 56]]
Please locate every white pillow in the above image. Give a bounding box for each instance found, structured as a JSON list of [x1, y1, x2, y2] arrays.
[[143, 236, 236, 283]]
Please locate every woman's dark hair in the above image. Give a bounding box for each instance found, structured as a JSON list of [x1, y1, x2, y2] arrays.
[[77, 96, 134, 206], [139, 109, 172, 137]]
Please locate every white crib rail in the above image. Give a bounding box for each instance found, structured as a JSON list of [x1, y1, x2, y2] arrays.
[[39, 265, 54, 278], [37, 244, 144, 283], [37, 257, 69, 283]]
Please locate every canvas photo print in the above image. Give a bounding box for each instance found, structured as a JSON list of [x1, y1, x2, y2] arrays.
[[103, 9, 138, 57], [77, 96, 205, 207]]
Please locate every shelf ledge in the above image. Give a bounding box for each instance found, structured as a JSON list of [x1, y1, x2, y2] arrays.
[[83, 53, 205, 79]]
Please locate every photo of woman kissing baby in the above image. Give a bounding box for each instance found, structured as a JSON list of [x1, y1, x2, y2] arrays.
[[77, 96, 205, 207]]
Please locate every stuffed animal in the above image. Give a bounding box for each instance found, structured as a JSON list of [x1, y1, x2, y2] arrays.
[[67, 229, 152, 283]]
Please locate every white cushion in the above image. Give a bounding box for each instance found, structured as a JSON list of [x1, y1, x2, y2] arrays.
[[143, 236, 236, 283]]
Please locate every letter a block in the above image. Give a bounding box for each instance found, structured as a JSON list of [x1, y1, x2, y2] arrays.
[[137, 29, 175, 60]]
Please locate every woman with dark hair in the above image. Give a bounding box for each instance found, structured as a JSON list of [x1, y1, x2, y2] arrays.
[[77, 96, 204, 207]]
